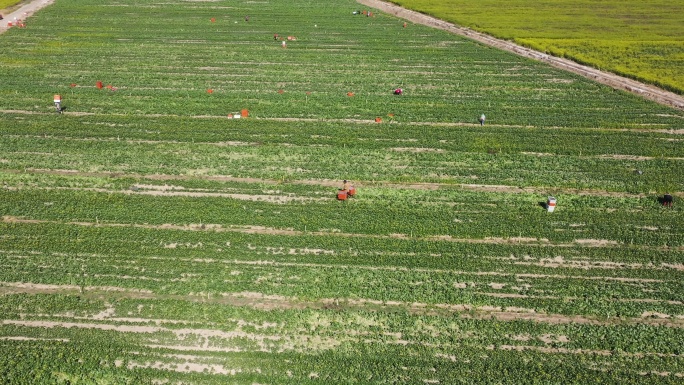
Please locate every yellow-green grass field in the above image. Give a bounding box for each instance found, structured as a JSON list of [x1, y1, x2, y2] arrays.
[[0, 0, 23, 11], [390, 0, 684, 94]]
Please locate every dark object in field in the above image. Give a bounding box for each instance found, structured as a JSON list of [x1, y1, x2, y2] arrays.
[[660, 193, 674, 207]]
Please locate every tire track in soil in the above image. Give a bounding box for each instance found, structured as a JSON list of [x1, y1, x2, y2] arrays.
[[357, 0, 684, 111]]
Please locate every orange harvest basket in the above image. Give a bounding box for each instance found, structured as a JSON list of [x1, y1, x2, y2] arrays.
[[337, 190, 348, 200]]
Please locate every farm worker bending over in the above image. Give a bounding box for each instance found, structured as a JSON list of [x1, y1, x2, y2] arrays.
[[394, 88, 403, 95], [479, 114, 486, 126], [342, 180, 356, 197], [54, 94, 62, 114]]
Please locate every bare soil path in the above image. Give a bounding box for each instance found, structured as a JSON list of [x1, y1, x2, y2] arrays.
[[0, 0, 53, 34], [357, 0, 684, 111]]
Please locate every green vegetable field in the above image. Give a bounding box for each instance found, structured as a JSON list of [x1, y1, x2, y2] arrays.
[[0, 0, 683, 383]]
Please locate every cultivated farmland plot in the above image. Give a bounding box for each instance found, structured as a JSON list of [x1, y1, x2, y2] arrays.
[[0, 0, 683, 384]]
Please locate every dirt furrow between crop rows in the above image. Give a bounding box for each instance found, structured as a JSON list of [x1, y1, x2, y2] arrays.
[[0, 215, 658, 251], [4, 168, 673, 198], [0, 183, 654, 203], [2, 282, 682, 328], [2, 109, 684, 135], [6, 134, 684, 162], [3, 249, 669, 283], [173, 257, 671, 283], [5, 215, 684, 253]]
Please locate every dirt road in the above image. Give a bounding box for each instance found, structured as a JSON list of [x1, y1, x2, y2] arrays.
[[358, 0, 684, 111], [0, 0, 53, 34]]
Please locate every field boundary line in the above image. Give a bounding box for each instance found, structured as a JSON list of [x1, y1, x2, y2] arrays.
[[358, 0, 684, 111]]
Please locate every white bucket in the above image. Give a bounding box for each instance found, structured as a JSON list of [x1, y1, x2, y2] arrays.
[[547, 196, 556, 212]]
